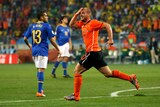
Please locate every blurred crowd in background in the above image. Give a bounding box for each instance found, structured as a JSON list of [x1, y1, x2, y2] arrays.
[[0, 0, 160, 64]]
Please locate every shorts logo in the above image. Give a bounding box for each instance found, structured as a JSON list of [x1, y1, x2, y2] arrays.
[[81, 53, 90, 64]]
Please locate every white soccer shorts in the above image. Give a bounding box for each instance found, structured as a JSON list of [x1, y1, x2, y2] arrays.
[[32, 56, 48, 69], [59, 43, 70, 57]]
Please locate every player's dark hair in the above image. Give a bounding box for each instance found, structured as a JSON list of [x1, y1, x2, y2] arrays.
[[59, 15, 68, 24], [37, 9, 47, 20]]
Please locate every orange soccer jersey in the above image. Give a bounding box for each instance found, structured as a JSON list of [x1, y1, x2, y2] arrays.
[[76, 20, 103, 52]]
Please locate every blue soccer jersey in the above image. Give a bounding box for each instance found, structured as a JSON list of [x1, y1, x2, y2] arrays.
[[55, 25, 70, 46], [24, 21, 55, 56]]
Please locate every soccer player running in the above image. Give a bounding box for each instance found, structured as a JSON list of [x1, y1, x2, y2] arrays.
[[51, 16, 72, 78], [64, 8, 140, 101], [23, 9, 60, 97]]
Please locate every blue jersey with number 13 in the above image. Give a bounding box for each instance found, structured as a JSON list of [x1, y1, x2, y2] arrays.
[[24, 21, 55, 56]]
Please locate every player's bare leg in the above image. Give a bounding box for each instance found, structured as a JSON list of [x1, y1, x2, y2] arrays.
[[64, 63, 86, 101]]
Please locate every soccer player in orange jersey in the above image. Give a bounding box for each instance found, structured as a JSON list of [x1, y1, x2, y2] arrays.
[[64, 8, 140, 101]]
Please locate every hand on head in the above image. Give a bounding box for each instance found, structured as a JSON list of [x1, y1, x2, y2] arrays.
[[75, 8, 83, 15]]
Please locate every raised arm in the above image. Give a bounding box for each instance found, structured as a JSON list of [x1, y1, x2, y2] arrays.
[[69, 38, 72, 51], [69, 8, 83, 28], [102, 22, 114, 46]]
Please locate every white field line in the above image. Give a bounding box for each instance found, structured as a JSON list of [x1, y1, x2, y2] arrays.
[[0, 86, 160, 104], [110, 86, 160, 97], [0, 98, 64, 104]]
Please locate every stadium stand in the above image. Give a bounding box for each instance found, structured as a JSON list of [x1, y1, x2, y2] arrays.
[[0, 0, 159, 64]]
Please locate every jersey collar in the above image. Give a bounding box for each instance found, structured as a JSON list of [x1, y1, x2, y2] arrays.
[[37, 21, 44, 23]]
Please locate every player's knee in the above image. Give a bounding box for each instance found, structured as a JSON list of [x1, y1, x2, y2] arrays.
[[38, 68, 45, 72], [104, 73, 112, 78], [74, 70, 80, 74]]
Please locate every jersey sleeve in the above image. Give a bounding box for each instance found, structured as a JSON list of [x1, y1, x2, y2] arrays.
[[47, 24, 55, 39], [23, 25, 32, 38], [90, 20, 103, 30], [55, 26, 60, 38]]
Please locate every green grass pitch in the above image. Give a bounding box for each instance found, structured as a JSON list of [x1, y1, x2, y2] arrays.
[[0, 63, 160, 107]]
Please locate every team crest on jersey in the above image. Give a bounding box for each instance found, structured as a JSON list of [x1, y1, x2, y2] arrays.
[[67, 28, 69, 32], [65, 31, 68, 36]]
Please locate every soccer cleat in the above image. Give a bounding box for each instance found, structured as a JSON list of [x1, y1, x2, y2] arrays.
[[63, 74, 72, 78], [36, 92, 46, 97], [64, 93, 79, 101], [130, 74, 140, 90], [51, 74, 56, 78]]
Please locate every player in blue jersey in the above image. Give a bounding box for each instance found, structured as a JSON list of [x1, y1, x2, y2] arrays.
[[51, 16, 72, 78], [23, 9, 60, 97]]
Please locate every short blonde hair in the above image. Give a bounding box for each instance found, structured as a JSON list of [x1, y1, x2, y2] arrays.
[[83, 7, 91, 14]]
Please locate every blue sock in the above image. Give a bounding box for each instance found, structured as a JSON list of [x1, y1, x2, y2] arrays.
[[37, 72, 38, 78], [37, 72, 43, 91], [52, 61, 60, 74], [37, 72, 44, 93], [62, 62, 67, 75], [64, 70, 67, 76]]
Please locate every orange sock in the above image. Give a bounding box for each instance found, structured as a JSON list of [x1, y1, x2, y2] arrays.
[[112, 70, 131, 81], [74, 74, 82, 100]]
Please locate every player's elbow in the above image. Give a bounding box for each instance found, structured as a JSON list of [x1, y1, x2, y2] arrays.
[[23, 37, 27, 41], [69, 22, 76, 28], [69, 23, 73, 27], [103, 23, 110, 28]]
